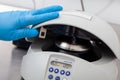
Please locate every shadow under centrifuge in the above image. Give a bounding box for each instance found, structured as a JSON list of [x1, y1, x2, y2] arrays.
[[7, 47, 27, 80]]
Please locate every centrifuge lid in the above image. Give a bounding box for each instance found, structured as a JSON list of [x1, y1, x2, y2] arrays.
[[33, 11, 120, 60]]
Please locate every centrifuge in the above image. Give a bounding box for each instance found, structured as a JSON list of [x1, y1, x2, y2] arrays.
[[20, 11, 120, 80]]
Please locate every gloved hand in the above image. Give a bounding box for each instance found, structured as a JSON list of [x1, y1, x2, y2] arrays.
[[0, 5, 63, 41]]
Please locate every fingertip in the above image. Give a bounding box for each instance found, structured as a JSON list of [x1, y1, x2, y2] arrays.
[[47, 5, 63, 11], [30, 5, 63, 16], [52, 5, 63, 10], [29, 29, 39, 37], [25, 29, 39, 38], [50, 12, 60, 18]]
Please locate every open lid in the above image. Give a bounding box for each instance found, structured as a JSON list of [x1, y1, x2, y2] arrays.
[[33, 11, 120, 60]]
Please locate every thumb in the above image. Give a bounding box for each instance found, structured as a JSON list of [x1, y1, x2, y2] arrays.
[[10, 28, 38, 40]]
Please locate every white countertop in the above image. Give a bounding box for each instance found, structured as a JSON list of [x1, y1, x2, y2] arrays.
[[0, 41, 27, 80]]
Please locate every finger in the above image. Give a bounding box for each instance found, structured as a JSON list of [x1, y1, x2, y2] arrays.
[[19, 12, 59, 27], [30, 5, 63, 15], [9, 28, 38, 40]]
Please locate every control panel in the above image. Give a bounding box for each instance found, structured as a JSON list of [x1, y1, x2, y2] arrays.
[[45, 56, 74, 80]]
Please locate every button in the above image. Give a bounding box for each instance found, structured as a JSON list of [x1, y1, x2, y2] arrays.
[[54, 69, 59, 73], [55, 76, 60, 80], [48, 75, 53, 79], [49, 67, 54, 72], [60, 70, 65, 75], [66, 71, 71, 76]]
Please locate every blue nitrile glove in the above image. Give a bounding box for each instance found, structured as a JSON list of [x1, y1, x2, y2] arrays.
[[0, 5, 63, 41]]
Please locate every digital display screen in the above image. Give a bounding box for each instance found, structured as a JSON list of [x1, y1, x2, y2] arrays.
[[51, 61, 72, 69]]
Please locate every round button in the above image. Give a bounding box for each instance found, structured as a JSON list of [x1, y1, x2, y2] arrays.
[[66, 71, 71, 76], [49, 67, 54, 72], [54, 69, 59, 73], [48, 75, 53, 79], [60, 70, 65, 75], [55, 76, 60, 80]]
